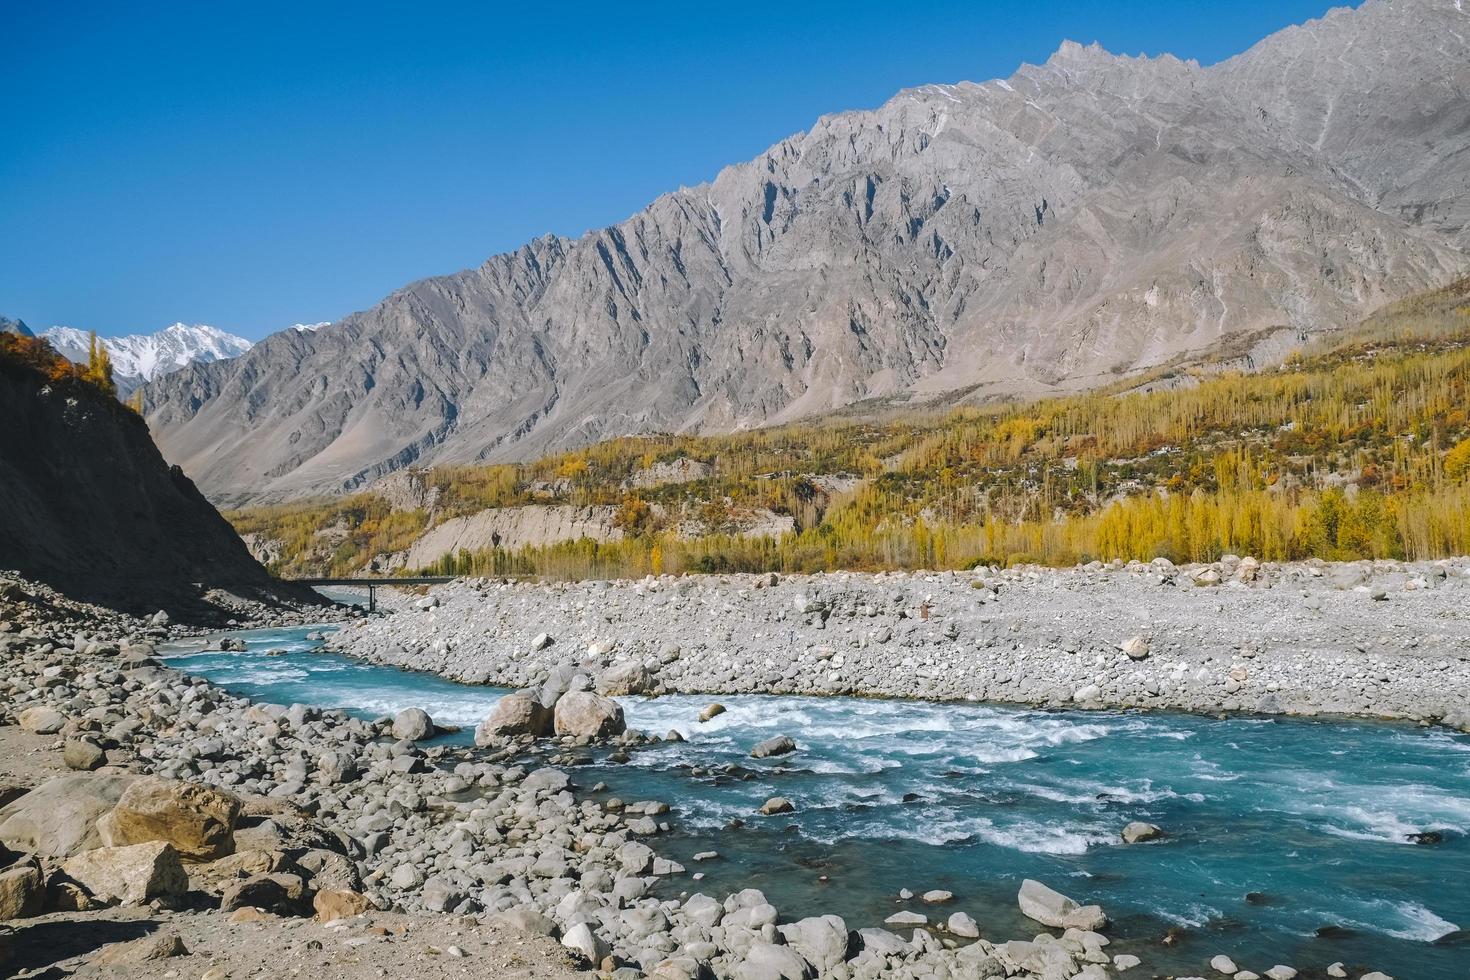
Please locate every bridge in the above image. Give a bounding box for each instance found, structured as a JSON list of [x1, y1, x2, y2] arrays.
[[291, 577, 457, 613]]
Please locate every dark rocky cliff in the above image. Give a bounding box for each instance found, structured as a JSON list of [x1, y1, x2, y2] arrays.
[[0, 338, 317, 618]]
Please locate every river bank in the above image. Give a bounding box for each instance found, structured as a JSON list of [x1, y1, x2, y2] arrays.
[[0, 565, 1457, 979], [323, 556, 1470, 729]]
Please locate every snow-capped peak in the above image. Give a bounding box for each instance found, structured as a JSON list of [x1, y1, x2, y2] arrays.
[[290, 321, 330, 333], [40, 322, 253, 396]]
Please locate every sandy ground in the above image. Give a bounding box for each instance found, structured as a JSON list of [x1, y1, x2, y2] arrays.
[[4, 901, 592, 980]]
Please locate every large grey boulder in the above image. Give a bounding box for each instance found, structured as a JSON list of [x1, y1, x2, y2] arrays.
[[1017, 878, 1108, 930], [18, 706, 66, 734], [778, 914, 851, 973], [0, 774, 136, 857], [750, 735, 797, 759], [476, 692, 553, 741], [733, 942, 812, 980], [390, 707, 434, 741], [552, 691, 626, 738], [597, 661, 654, 696]]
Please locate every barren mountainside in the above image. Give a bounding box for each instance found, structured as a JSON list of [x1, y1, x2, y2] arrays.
[[145, 0, 1470, 505]]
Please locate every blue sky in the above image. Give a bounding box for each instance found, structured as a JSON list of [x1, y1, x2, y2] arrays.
[[1, 0, 1346, 341]]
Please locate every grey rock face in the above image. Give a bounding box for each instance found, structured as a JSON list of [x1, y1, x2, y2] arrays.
[[145, 0, 1470, 504]]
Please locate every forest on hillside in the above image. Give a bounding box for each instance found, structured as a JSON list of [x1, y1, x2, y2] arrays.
[[229, 277, 1470, 580]]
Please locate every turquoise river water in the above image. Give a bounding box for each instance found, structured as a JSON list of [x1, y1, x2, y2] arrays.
[[162, 626, 1470, 979]]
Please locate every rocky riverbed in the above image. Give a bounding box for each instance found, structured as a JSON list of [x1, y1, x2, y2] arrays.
[[0, 562, 1442, 980], [324, 556, 1470, 730]]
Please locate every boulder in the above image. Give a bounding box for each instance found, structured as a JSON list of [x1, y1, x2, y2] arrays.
[[0, 774, 136, 857], [0, 861, 43, 918], [750, 735, 797, 759], [219, 872, 311, 915], [778, 914, 850, 973], [98, 776, 241, 861], [295, 848, 362, 892], [597, 661, 654, 696], [699, 703, 727, 722], [552, 691, 626, 739], [391, 707, 434, 741], [946, 911, 980, 938], [759, 797, 794, 816], [488, 906, 558, 936], [62, 739, 106, 771], [561, 922, 609, 963], [1017, 878, 1108, 931], [1121, 821, 1165, 843], [90, 933, 188, 966], [314, 887, 373, 922], [885, 910, 927, 927], [1120, 636, 1150, 660], [476, 693, 553, 742], [18, 706, 65, 735], [1211, 955, 1239, 974], [734, 942, 811, 980], [62, 841, 187, 905], [316, 750, 357, 785]]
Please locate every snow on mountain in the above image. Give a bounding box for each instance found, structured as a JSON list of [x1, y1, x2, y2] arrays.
[[41, 323, 253, 396], [290, 322, 330, 333]]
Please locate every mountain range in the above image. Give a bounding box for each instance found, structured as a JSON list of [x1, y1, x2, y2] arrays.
[[42, 323, 253, 397], [144, 0, 1470, 505]]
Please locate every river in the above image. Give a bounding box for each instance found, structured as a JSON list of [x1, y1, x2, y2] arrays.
[[162, 625, 1470, 979]]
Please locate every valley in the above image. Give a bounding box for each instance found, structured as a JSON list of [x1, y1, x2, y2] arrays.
[[4, 1, 1470, 978]]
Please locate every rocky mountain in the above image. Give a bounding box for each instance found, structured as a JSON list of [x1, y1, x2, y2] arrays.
[[0, 316, 34, 337], [145, 0, 1470, 505], [0, 333, 314, 618], [43, 323, 252, 398]]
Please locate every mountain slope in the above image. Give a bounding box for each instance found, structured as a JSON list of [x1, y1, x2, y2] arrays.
[[0, 316, 34, 337], [43, 323, 252, 397], [0, 332, 313, 618], [146, 0, 1470, 505]]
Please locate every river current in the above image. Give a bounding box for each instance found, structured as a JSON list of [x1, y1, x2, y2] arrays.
[[162, 625, 1470, 979]]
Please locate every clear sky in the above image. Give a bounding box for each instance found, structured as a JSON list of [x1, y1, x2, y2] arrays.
[[1, 0, 1347, 341]]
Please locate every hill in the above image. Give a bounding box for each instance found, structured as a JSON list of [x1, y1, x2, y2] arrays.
[[146, 0, 1470, 505], [0, 332, 316, 618], [228, 276, 1470, 580]]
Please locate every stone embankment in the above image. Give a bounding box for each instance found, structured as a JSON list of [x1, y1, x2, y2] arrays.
[[327, 556, 1470, 730]]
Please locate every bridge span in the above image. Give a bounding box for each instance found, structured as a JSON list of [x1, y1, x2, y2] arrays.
[[291, 576, 457, 613]]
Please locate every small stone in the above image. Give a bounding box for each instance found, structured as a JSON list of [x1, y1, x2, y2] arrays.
[[63, 739, 106, 771], [921, 889, 953, 903], [1120, 635, 1150, 660]]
